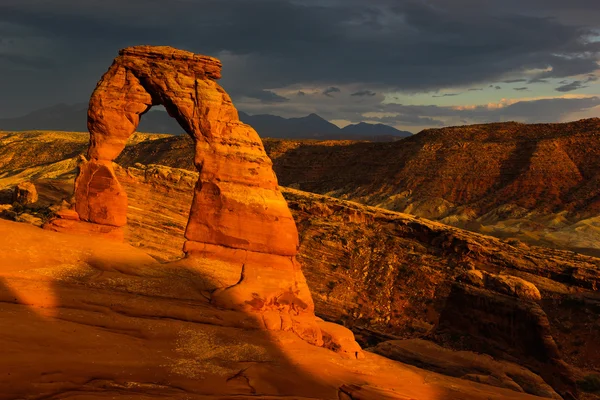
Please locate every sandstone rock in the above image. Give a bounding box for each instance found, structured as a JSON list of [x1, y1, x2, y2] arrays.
[[318, 320, 364, 359], [369, 339, 560, 399], [21, 157, 600, 386], [0, 204, 15, 220], [56, 46, 320, 344], [76, 45, 298, 255], [74, 159, 127, 227], [44, 218, 124, 241], [459, 270, 542, 301], [338, 384, 419, 399], [14, 213, 43, 227], [54, 208, 80, 221], [182, 241, 321, 345], [13, 182, 38, 205], [434, 281, 577, 399], [1, 218, 548, 399], [484, 273, 542, 301]]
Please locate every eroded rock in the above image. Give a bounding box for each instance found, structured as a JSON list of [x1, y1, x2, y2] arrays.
[[460, 270, 542, 301], [433, 278, 577, 399], [13, 182, 38, 205], [318, 320, 364, 359], [46, 46, 320, 344], [369, 339, 560, 398]]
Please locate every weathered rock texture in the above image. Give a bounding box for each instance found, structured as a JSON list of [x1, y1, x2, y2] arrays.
[[0, 219, 548, 400], [109, 119, 600, 258], [369, 339, 561, 399], [12, 182, 38, 205], [53, 46, 321, 344], [433, 276, 578, 399], [5, 126, 600, 397], [77, 46, 297, 254]]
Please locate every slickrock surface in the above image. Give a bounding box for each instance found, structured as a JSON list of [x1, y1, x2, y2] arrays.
[[2, 111, 600, 397], [0, 219, 549, 400], [4, 161, 600, 397], [369, 339, 561, 399], [47, 46, 322, 345]]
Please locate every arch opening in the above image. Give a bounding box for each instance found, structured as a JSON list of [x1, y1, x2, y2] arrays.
[[48, 45, 324, 345]]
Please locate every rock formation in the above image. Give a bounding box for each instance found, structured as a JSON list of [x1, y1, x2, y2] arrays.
[[47, 46, 323, 345], [369, 339, 561, 398], [13, 182, 38, 205], [433, 272, 578, 399], [1, 218, 549, 400], [6, 148, 600, 396]]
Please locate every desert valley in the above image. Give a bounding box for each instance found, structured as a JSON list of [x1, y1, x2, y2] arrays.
[[0, 43, 599, 400]]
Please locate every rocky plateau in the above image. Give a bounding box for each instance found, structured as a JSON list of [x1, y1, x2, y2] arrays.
[[1, 45, 600, 400]]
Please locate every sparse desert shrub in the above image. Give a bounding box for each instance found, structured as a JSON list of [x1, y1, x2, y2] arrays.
[[578, 374, 600, 393], [506, 238, 522, 247]]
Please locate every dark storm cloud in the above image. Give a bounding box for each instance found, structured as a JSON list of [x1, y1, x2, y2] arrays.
[[502, 79, 528, 83], [0, 53, 56, 70], [433, 93, 462, 97], [528, 78, 548, 84], [513, 87, 529, 91], [1, 0, 600, 122], [483, 97, 600, 122], [555, 81, 588, 92], [244, 90, 290, 103], [351, 96, 600, 127], [351, 90, 377, 97], [534, 54, 600, 80], [379, 96, 600, 124], [323, 87, 341, 97], [238, 88, 600, 128], [468, 88, 483, 91]]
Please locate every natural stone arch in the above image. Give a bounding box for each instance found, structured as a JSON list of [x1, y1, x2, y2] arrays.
[[52, 46, 332, 346], [75, 46, 298, 256]]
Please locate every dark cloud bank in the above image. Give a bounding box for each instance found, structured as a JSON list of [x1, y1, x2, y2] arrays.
[[0, 0, 599, 128]]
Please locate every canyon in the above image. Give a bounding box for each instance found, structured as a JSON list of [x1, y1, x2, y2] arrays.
[[1, 46, 599, 400]]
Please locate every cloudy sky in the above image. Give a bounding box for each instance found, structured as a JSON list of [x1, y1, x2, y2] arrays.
[[1, 0, 600, 132]]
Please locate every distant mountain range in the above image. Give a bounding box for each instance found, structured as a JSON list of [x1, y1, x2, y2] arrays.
[[0, 103, 412, 141], [237, 111, 411, 141]]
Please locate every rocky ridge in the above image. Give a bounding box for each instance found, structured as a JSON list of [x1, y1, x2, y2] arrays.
[[5, 218, 547, 400], [3, 159, 600, 398], [4, 119, 600, 256], [114, 119, 600, 256], [1, 72, 600, 399]]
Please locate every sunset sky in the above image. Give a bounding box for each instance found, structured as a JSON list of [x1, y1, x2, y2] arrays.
[[1, 0, 599, 132]]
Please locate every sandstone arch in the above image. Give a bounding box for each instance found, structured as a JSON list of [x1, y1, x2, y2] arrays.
[[62, 46, 328, 345], [76, 46, 298, 256]]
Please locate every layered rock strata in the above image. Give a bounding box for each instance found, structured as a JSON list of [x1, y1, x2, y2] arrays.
[[47, 46, 324, 345], [433, 272, 578, 399]]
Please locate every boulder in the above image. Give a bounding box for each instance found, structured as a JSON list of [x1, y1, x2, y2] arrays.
[[13, 182, 38, 205], [318, 320, 364, 359], [460, 270, 542, 301]]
